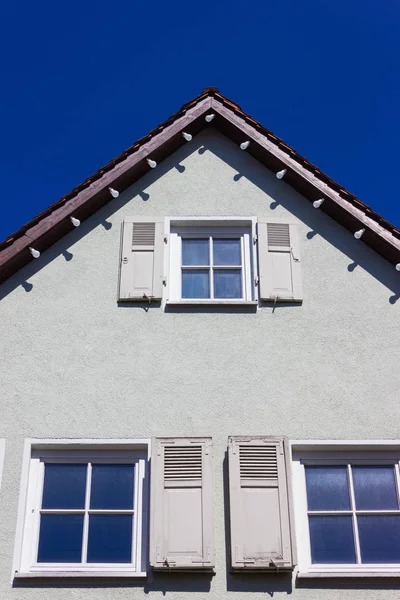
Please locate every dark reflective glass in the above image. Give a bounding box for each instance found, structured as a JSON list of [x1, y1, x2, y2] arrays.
[[37, 514, 83, 563], [87, 515, 132, 563], [90, 464, 135, 510], [213, 239, 241, 266], [182, 239, 209, 266], [214, 270, 242, 298], [182, 270, 210, 298], [42, 464, 87, 509], [305, 466, 350, 510], [358, 515, 400, 563], [353, 466, 398, 510], [309, 516, 356, 564]]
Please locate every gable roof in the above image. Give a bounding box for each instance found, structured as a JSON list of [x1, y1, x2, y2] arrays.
[[1, 86, 399, 285]]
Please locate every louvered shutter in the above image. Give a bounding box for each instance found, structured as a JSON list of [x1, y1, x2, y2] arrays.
[[118, 217, 164, 301], [257, 220, 302, 301], [228, 436, 295, 571], [150, 437, 214, 570]]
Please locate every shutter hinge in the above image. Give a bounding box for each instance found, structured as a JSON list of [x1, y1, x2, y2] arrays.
[[163, 558, 176, 569], [254, 275, 259, 286], [253, 234, 258, 244], [122, 257, 128, 264], [164, 235, 168, 244], [279, 439, 284, 455], [163, 277, 167, 286], [291, 247, 300, 262], [143, 293, 155, 305]]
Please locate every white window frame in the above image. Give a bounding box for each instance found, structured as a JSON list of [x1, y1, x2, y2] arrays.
[[165, 217, 258, 306], [291, 440, 400, 578], [13, 439, 150, 580]]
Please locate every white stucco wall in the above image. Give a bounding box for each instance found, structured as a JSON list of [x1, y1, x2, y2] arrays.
[[0, 129, 399, 599]]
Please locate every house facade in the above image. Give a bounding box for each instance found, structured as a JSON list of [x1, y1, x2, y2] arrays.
[[0, 87, 400, 599]]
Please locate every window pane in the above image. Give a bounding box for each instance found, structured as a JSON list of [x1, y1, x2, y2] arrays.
[[309, 516, 356, 564], [87, 515, 132, 563], [305, 466, 350, 510], [213, 239, 241, 266], [358, 515, 400, 563], [353, 466, 398, 510], [182, 270, 210, 298], [182, 239, 209, 266], [214, 270, 242, 299], [37, 514, 83, 563], [90, 464, 135, 510], [42, 464, 87, 509]]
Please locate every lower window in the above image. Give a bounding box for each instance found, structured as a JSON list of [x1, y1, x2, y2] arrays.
[[292, 443, 400, 577], [15, 440, 149, 577]]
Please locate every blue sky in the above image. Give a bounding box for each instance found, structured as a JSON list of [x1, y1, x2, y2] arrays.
[[1, 0, 399, 241]]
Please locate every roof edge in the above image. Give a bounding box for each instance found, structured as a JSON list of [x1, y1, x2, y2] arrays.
[[0, 87, 399, 285]]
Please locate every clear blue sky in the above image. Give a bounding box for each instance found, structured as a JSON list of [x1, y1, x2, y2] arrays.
[[1, 0, 399, 241]]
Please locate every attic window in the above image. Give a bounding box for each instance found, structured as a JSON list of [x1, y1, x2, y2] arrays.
[[167, 218, 257, 305]]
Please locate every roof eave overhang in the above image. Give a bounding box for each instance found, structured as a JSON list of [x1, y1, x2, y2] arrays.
[[0, 93, 399, 285]]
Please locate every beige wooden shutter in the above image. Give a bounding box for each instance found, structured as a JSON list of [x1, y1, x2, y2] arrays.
[[228, 436, 295, 571], [150, 437, 214, 571], [118, 217, 164, 301], [258, 220, 302, 301]]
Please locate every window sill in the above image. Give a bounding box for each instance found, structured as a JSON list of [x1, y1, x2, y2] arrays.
[[297, 571, 400, 579], [14, 571, 147, 580], [166, 300, 258, 307]]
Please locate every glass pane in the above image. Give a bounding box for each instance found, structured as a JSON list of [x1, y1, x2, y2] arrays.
[[214, 270, 242, 299], [182, 270, 210, 298], [305, 466, 350, 510], [90, 464, 135, 510], [87, 515, 132, 563], [182, 239, 209, 266], [309, 516, 356, 564], [353, 465, 398, 510], [358, 515, 400, 563], [37, 514, 83, 563], [42, 464, 87, 509], [213, 239, 241, 266]]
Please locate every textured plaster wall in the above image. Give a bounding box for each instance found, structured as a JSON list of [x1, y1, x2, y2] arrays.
[[0, 129, 399, 600]]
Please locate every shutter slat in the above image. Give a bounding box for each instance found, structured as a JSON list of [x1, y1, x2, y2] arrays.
[[239, 445, 278, 484], [240, 445, 278, 482], [132, 222, 156, 246], [267, 223, 290, 248]]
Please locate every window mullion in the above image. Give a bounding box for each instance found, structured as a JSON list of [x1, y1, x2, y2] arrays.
[[81, 462, 92, 563], [347, 464, 361, 564]]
